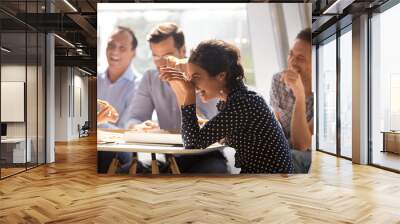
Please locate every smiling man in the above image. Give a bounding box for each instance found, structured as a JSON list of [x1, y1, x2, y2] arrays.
[[270, 28, 313, 173], [124, 22, 218, 131], [98, 26, 141, 128], [123, 22, 228, 173], [97, 26, 141, 173]]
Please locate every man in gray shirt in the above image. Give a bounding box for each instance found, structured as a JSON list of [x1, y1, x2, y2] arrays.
[[121, 70, 216, 131], [123, 23, 227, 173]]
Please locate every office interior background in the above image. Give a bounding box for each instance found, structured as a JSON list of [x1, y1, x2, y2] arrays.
[[1, 0, 399, 179], [0, 0, 97, 179], [0, 0, 399, 222], [313, 0, 400, 172]]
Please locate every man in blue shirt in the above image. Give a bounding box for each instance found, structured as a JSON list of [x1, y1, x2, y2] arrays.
[[97, 26, 141, 173], [124, 23, 227, 173]]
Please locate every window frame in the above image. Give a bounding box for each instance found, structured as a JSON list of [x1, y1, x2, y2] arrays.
[[367, 0, 400, 173], [315, 24, 352, 161]]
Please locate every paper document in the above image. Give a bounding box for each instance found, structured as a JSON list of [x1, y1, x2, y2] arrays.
[[123, 131, 183, 145], [97, 129, 124, 142]]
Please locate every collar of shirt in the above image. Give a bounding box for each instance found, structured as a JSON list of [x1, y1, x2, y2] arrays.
[[100, 64, 137, 85], [216, 81, 247, 111], [227, 81, 247, 101]]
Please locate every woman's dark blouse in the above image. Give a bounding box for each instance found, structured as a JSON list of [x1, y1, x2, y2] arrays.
[[180, 84, 294, 173]]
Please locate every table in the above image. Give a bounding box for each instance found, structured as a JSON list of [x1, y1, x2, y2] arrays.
[[97, 142, 224, 175], [1, 138, 31, 165], [381, 131, 400, 154]]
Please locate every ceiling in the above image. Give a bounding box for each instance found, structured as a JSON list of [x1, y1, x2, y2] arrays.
[[0, 0, 98, 73], [311, 0, 391, 43], [0, 0, 395, 73]]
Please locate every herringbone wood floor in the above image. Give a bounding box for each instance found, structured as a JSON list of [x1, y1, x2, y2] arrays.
[[1, 135, 400, 223]]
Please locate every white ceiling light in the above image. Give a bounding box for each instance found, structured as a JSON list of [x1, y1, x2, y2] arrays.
[[78, 67, 93, 76], [323, 0, 355, 15], [63, 0, 78, 12], [1, 47, 11, 53], [54, 34, 75, 48]]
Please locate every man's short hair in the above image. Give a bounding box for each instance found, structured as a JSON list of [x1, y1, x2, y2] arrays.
[[296, 28, 311, 45], [116, 26, 138, 50], [147, 22, 185, 49]]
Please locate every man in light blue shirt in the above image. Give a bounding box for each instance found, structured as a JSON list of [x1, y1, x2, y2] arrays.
[[97, 65, 139, 129], [124, 23, 227, 173], [97, 26, 141, 173]]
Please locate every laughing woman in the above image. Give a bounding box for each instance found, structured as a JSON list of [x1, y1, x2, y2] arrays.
[[160, 40, 294, 174]]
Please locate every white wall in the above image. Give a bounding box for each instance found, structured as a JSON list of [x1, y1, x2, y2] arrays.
[[1, 65, 26, 138], [1, 65, 42, 137], [54, 67, 89, 141], [72, 73, 89, 138], [1, 64, 46, 163], [247, 4, 280, 101], [284, 4, 306, 47], [55, 66, 69, 141]]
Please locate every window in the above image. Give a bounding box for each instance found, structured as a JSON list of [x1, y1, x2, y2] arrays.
[[339, 29, 352, 158], [317, 36, 337, 154], [0, 1, 46, 179], [316, 26, 353, 159], [370, 2, 400, 171]]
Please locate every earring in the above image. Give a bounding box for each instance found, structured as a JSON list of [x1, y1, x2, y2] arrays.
[[219, 89, 224, 96]]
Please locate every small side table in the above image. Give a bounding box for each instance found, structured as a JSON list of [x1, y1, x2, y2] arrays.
[[381, 131, 400, 154]]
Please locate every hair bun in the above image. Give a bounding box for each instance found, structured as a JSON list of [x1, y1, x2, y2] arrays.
[[189, 40, 245, 90]]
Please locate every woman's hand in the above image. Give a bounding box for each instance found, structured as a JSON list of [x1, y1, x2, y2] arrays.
[[97, 99, 119, 124], [159, 66, 195, 106], [165, 55, 188, 74]]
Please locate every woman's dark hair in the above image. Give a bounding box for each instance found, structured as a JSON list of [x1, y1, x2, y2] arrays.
[[189, 40, 244, 91], [147, 22, 185, 50]]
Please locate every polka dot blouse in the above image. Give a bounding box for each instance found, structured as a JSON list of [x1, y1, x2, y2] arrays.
[[181, 83, 294, 174]]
